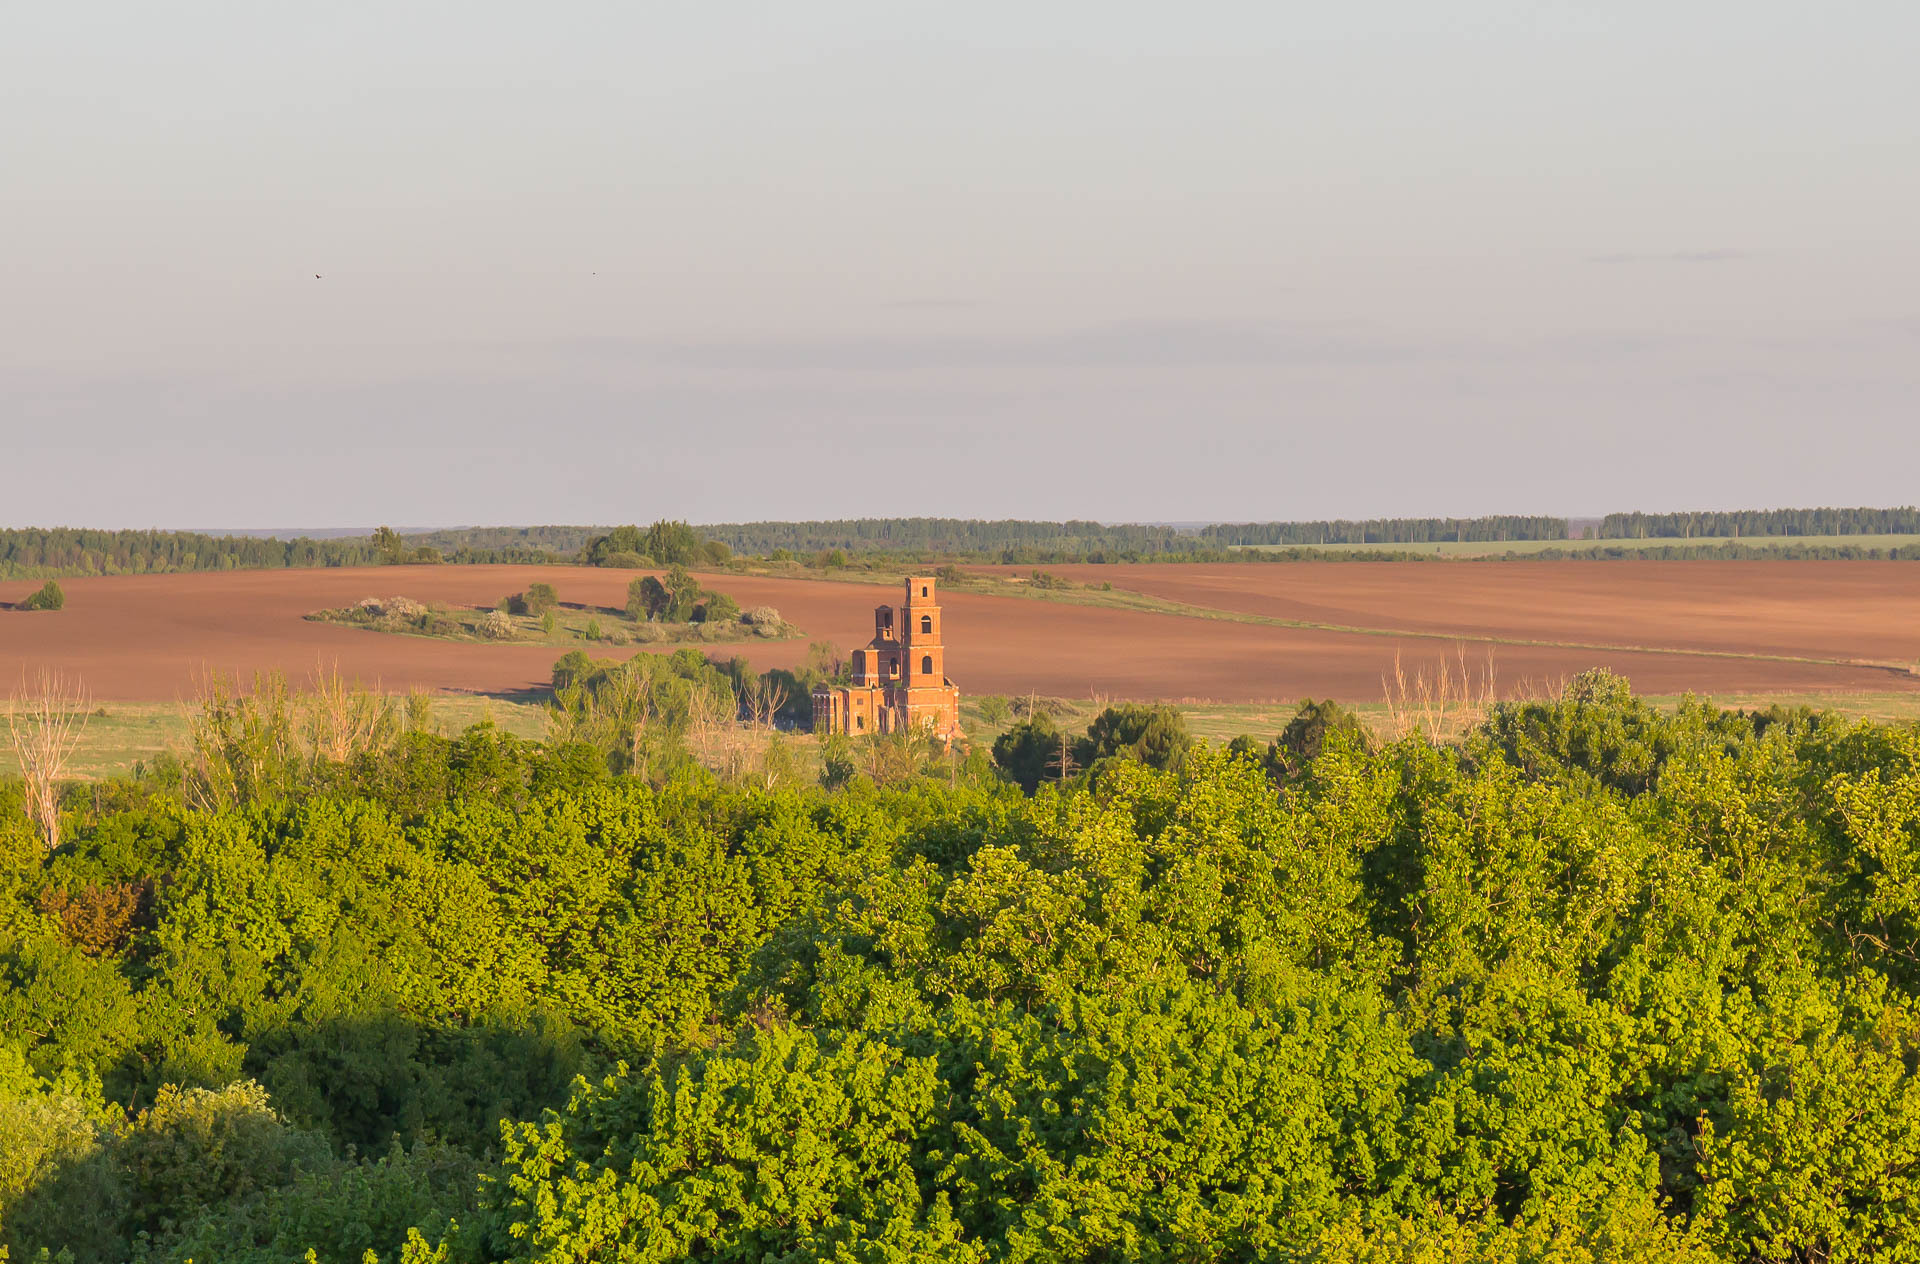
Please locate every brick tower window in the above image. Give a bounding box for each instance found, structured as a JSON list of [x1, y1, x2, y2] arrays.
[[921, 585, 929, 597], [921, 655, 933, 675], [920, 615, 932, 633]]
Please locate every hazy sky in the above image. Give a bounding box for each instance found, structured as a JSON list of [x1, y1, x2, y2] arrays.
[[4, 2, 1916, 528]]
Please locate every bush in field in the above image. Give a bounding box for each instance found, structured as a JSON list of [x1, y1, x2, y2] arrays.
[[20, 581, 64, 611], [694, 592, 740, 624], [479, 610, 514, 639], [976, 695, 1012, 727], [325, 595, 433, 633], [625, 569, 705, 623], [502, 583, 558, 618]]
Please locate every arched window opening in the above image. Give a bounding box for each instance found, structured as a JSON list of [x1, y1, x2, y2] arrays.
[[921, 655, 933, 676], [921, 585, 929, 597], [920, 615, 932, 634]]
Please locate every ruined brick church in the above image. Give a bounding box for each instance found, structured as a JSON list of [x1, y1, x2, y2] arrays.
[[812, 576, 962, 740]]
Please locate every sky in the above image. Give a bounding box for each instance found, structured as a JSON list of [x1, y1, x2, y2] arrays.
[[3, 2, 1917, 529]]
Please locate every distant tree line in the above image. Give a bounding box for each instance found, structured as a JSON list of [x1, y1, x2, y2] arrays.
[[400, 525, 598, 556], [579, 521, 733, 568], [0, 528, 557, 579], [12, 508, 1920, 583], [697, 517, 1205, 556], [1200, 515, 1571, 545], [1598, 505, 1920, 539]]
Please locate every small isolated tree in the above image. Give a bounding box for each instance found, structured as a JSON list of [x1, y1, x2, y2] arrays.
[[21, 581, 65, 611], [977, 695, 1012, 727], [6, 669, 91, 851], [663, 566, 702, 622], [628, 576, 669, 622], [370, 525, 402, 562], [523, 582, 559, 615]]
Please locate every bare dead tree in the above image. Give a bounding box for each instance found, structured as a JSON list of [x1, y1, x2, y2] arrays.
[[1380, 645, 1500, 743], [6, 669, 92, 852], [301, 660, 394, 766], [685, 684, 724, 768], [1047, 729, 1080, 783], [749, 675, 791, 730]]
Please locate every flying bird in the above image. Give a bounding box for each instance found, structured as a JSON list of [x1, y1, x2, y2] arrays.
[[314, 274, 322, 279]]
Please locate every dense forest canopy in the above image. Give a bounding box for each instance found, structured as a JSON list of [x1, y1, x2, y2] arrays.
[[6, 666, 1920, 1261]]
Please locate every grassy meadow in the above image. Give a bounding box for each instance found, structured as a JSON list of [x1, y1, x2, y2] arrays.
[[13, 686, 1920, 783]]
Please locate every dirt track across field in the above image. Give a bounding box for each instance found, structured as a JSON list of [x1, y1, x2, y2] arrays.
[[2, 562, 1916, 704]]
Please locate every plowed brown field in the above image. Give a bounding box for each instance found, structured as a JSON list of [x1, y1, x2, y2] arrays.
[[979, 561, 1920, 664], [2, 562, 1916, 704]]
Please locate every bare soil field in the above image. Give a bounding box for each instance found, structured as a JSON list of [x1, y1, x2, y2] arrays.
[[980, 561, 1920, 669], [3, 563, 1916, 705]]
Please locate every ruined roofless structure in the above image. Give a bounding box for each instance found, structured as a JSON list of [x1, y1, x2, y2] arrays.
[[812, 575, 962, 740]]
